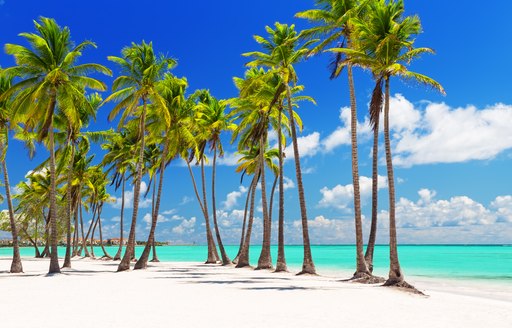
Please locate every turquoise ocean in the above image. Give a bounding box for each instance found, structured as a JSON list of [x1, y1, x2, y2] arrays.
[[1, 245, 511, 283]]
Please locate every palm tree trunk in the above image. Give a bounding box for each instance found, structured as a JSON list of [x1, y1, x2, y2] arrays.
[[1, 142, 23, 273], [201, 158, 220, 263], [63, 144, 75, 268], [150, 240, 159, 262], [232, 183, 252, 264], [135, 142, 168, 269], [118, 99, 148, 271], [72, 203, 79, 257], [236, 165, 260, 268], [286, 85, 315, 275], [97, 203, 112, 259], [275, 105, 287, 272], [20, 226, 41, 258], [211, 144, 231, 265], [113, 174, 126, 260], [383, 78, 404, 285], [186, 160, 219, 263], [365, 111, 380, 273], [90, 205, 99, 258], [79, 200, 90, 257], [48, 117, 61, 274], [257, 135, 273, 270], [347, 65, 371, 278]]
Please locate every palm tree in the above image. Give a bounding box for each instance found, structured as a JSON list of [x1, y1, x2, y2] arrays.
[[135, 74, 191, 269], [0, 68, 23, 273], [332, 0, 444, 287], [2, 17, 111, 273], [298, 0, 374, 279], [195, 90, 236, 266], [244, 22, 317, 274], [104, 41, 176, 272]]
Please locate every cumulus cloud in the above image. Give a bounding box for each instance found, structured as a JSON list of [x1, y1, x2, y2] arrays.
[[142, 213, 170, 225], [491, 196, 512, 223], [110, 181, 152, 209], [379, 189, 500, 229], [180, 196, 193, 205], [387, 95, 512, 167], [322, 106, 373, 152], [172, 217, 196, 234], [222, 186, 248, 209], [284, 132, 321, 159], [318, 175, 388, 210]]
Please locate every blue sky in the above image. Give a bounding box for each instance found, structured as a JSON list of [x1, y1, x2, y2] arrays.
[[0, 0, 511, 245]]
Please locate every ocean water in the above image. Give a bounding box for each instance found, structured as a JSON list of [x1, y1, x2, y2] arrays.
[[1, 244, 511, 282]]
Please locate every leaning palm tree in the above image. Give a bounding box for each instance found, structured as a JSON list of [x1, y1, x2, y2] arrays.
[[195, 90, 236, 266], [243, 22, 317, 274], [135, 74, 192, 269], [104, 41, 176, 272], [298, 0, 374, 280], [0, 68, 23, 273], [2, 17, 111, 273], [331, 0, 445, 287]]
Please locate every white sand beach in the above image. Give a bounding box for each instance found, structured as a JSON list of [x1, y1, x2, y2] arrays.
[[1, 257, 511, 328]]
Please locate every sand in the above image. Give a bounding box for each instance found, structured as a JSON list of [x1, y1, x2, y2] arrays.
[[0, 257, 511, 328]]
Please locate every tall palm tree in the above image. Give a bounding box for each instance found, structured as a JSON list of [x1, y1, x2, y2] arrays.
[[332, 0, 445, 287], [135, 74, 192, 269], [104, 41, 176, 272], [2, 17, 111, 273], [244, 22, 317, 274], [0, 68, 23, 273], [298, 0, 373, 279], [195, 90, 236, 266]]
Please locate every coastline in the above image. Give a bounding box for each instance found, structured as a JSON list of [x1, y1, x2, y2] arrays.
[[1, 256, 511, 328]]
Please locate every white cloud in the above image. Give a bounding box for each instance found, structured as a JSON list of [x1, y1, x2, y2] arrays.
[[110, 181, 152, 209], [379, 189, 499, 229], [162, 209, 176, 215], [491, 196, 512, 223], [142, 213, 170, 225], [172, 217, 196, 234], [222, 186, 248, 209], [217, 151, 242, 166], [318, 175, 388, 210], [110, 216, 121, 223], [283, 176, 295, 190], [387, 96, 512, 167], [284, 132, 321, 159], [322, 106, 372, 153]]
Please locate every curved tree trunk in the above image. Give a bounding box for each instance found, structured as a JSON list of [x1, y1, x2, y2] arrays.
[[1, 144, 23, 273], [365, 111, 380, 273], [236, 165, 260, 268], [383, 78, 404, 286], [257, 135, 273, 270], [135, 142, 168, 269], [48, 118, 61, 274], [118, 99, 148, 272], [275, 105, 288, 272], [211, 144, 231, 265], [348, 65, 371, 279], [97, 203, 112, 259], [89, 205, 99, 258], [232, 183, 252, 264], [286, 85, 315, 275], [63, 144, 75, 268], [114, 174, 126, 260], [72, 199, 79, 257], [78, 200, 90, 257], [201, 158, 220, 263], [20, 226, 41, 258], [187, 161, 219, 263]]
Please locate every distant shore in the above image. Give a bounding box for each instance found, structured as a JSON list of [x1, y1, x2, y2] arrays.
[[0, 256, 510, 328]]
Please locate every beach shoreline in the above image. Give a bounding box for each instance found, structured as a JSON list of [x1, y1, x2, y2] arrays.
[[1, 256, 511, 328]]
